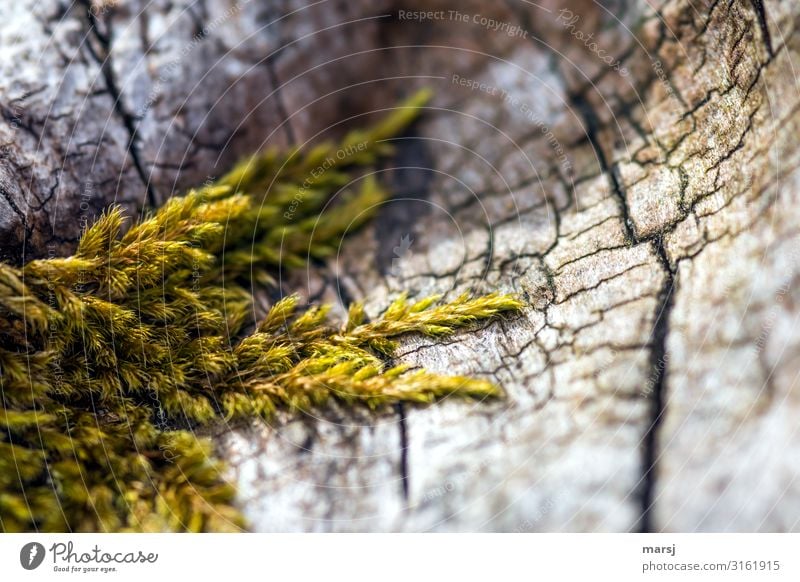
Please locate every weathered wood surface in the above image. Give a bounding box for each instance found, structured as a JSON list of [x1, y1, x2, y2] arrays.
[[4, 0, 800, 531], [0, 0, 387, 261]]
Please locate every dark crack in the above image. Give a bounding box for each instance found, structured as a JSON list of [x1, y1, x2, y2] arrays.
[[373, 130, 436, 276], [265, 56, 297, 145], [637, 238, 676, 533], [80, 1, 157, 208], [396, 402, 410, 502], [570, 92, 638, 245], [749, 0, 773, 58]]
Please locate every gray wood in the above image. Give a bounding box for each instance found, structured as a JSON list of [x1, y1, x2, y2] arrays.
[[4, 0, 800, 531]]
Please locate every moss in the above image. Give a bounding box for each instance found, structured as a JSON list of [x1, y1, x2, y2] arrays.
[[0, 91, 524, 532]]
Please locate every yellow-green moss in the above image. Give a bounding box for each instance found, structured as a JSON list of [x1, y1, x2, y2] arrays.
[[0, 91, 523, 532]]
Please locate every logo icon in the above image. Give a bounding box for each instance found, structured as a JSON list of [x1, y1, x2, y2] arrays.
[[391, 234, 414, 276], [20, 542, 46, 570]]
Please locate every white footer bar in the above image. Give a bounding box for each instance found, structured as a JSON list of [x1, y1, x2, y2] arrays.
[[1, 533, 796, 581]]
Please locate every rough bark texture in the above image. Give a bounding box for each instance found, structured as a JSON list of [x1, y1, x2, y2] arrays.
[[0, 0, 388, 261], [4, 0, 800, 531]]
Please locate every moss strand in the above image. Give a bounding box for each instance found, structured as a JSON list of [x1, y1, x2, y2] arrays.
[[0, 91, 523, 532]]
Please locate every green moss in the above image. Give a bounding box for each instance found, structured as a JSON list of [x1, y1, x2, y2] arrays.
[[0, 91, 524, 532]]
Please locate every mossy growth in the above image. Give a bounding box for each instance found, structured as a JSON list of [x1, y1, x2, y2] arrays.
[[0, 91, 524, 532]]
